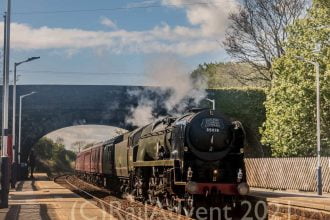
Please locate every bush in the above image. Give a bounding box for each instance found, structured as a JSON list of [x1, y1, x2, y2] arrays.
[[33, 137, 76, 176]]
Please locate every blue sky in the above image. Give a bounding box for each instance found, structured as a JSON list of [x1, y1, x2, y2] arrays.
[[1, 0, 238, 85]]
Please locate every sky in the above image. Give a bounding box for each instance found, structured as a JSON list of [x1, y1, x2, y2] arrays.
[[1, 0, 239, 85]]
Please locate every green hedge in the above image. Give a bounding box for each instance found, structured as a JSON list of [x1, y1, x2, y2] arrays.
[[33, 137, 76, 176], [205, 87, 268, 157]]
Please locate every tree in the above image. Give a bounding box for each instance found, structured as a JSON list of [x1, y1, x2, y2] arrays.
[[261, 0, 330, 156], [55, 137, 64, 145], [33, 137, 77, 175], [33, 138, 54, 160], [191, 62, 268, 88], [71, 140, 86, 153], [223, 0, 307, 84]]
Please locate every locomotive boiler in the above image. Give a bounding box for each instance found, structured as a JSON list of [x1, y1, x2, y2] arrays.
[[75, 108, 249, 213]]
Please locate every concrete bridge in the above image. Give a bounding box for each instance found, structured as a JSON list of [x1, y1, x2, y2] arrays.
[[1, 85, 166, 162], [0, 85, 265, 162]]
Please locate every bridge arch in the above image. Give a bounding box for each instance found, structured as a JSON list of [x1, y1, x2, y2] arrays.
[[9, 85, 152, 162], [41, 124, 127, 152]]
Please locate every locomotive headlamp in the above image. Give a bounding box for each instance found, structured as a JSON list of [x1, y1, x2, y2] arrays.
[[237, 183, 250, 195], [213, 169, 219, 181], [186, 181, 198, 194]]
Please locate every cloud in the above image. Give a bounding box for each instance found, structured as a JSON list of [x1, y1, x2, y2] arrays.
[[3, 22, 220, 56], [2, 0, 238, 56], [100, 17, 117, 29], [161, 0, 238, 37]]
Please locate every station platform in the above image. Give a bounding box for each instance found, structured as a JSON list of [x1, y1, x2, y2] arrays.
[[250, 188, 330, 219], [0, 173, 115, 220], [251, 188, 330, 210]]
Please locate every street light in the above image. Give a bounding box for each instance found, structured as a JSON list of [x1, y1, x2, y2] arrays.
[[206, 98, 216, 111], [18, 91, 36, 179], [12, 57, 40, 187], [295, 55, 322, 195]]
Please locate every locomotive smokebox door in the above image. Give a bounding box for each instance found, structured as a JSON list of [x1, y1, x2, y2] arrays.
[[187, 110, 233, 154]]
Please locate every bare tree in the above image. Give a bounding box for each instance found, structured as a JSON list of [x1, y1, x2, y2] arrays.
[[71, 140, 86, 153], [223, 0, 307, 84]]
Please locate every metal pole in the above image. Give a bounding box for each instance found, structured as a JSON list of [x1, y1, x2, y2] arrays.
[[0, 12, 8, 207], [315, 62, 322, 196], [2, 13, 7, 149], [2, 0, 11, 157], [12, 64, 17, 162], [18, 96, 22, 165], [1, 0, 11, 208], [18, 92, 36, 169], [10, 57, 39, 186], [294, 56, 323, 195], [10, 63, 17, 188]]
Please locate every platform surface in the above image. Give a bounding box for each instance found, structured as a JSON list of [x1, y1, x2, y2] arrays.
[[250, 188, 330, 211], [0, 173, 116, 220]]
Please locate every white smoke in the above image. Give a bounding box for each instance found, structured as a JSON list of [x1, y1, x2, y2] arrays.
[[126, 55, 207, 126], [145, 56, 207, 112], [126, 97, 157, 127]]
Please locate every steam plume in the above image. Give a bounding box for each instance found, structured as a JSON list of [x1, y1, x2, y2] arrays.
[[126, 56, 207, 127]]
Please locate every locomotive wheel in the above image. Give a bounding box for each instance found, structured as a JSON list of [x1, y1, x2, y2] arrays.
[[147, 176, 157, 205], [132, 174, 144, 201], [183, 194, 194, 217], [156, 196, 163, 208], [147, 189, 157, 205], [167, 195, 182, 214]]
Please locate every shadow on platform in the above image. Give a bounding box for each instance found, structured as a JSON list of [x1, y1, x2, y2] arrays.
[[4, 204, 52, 220]]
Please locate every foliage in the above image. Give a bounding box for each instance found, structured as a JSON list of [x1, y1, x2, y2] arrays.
[[261, 0, 330, 157], [223, 0, 307, 83], [205, 88, 268, 157], [33, 137, 76, 176], [191, 62, 268, 88]]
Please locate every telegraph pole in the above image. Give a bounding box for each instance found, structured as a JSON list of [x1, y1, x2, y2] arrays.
[[1, 0, 11, 208]]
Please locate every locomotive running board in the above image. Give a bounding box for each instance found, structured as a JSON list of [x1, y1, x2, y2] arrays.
[[133, 160, 175, 167]]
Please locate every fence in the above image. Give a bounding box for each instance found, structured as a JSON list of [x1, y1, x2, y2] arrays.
[[245, 157, 330, 193]]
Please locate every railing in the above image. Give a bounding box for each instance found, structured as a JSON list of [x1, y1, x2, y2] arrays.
[[245, 157, 330, 192]]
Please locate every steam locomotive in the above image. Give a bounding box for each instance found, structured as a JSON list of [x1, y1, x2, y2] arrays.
[[75, 108, 249, 213]]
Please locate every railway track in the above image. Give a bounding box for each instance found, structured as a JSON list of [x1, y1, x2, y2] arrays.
[[55, 175, 191, 220]]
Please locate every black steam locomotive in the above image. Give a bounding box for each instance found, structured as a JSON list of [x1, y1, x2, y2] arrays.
[[75, 108, 249, 213]]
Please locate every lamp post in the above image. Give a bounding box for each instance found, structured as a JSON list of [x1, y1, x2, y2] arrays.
[[12, 57, 40, 187], [206, 98, 215, 111], [17, 92, 36, 180], [295, 55, 322, 195]]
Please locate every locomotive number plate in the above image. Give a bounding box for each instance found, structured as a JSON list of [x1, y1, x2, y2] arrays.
[[201, 118, 223, 132]]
